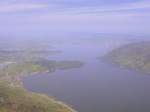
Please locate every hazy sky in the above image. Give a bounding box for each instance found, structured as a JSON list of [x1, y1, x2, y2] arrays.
[[0, 0, 150, 37]]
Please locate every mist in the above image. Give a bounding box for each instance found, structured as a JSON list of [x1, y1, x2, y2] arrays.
[[0, 0, 150, 39]]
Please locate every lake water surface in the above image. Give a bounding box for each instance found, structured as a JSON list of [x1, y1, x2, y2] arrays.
[[23, 37, 150, 112]]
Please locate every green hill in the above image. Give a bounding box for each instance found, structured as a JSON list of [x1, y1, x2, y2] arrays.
[[0, 82, 74, 112], [0, 48, 82, 112], [105, 41, 150, 73]]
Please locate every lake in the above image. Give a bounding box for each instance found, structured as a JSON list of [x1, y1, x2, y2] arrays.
[[23, 36, 150, 112]]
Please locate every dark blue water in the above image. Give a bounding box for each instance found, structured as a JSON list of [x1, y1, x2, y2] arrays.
[[23, 37, 150, 112]]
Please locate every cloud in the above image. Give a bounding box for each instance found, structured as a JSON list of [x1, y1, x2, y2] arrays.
[[0, 0, 149, 36], [0, 1, 48, 13], [0, 0, 150, 14], [60, 0, 150, 14]]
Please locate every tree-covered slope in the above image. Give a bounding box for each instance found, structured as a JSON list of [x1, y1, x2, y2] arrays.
[[105, 42, 150, 73]]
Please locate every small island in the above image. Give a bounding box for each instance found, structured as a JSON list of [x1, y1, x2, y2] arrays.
[[104, 41, 150, 73], [0, 48, 83, 112]]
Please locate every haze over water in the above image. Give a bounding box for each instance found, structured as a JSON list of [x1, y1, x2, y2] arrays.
[[0, 0, 150, 112], [22, 35, 150, 112]]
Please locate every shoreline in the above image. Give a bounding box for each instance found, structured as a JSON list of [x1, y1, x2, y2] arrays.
[[16, 71, 78, 112], [0, 60, 83, 112]]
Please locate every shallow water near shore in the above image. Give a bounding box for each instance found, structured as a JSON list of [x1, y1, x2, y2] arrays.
[[23, 36, 150, 112]]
